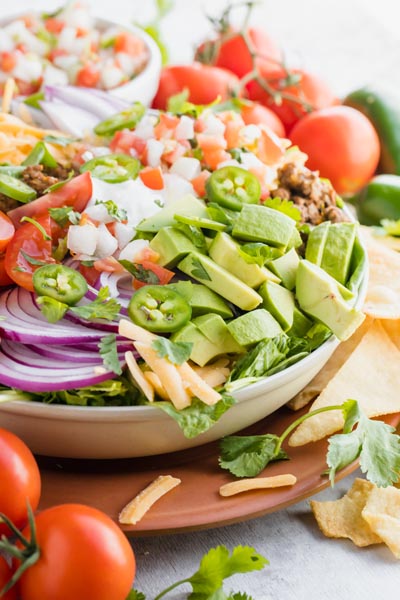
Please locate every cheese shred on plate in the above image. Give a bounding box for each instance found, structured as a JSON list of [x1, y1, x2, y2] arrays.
[[119, 475, 181, 525]]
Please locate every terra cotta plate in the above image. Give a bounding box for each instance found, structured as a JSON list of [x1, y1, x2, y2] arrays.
[[36, 406, 400, 537]]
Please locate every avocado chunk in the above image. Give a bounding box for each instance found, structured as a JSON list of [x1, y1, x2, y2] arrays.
[[193, 314, 244, 353], [178, 252, 262, 311], [286, 227, 302, 250], [232, 204, 296, 249], [149, 227, 197, 267], [287, 306, 313, 338], [269, 247, 300, 290], [209, 231, 280, 288], [296, 260, 365, 341], [136, 194, 208, 232], [305, 221, 330, 265], [189, 284, 233, 318], [321, 223, 358, 285], [258, 280, 295, 331], [227, 308, 283, 347]]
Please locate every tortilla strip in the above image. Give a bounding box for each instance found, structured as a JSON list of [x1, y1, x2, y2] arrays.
[[220, 474, 297, 497], [119, 475, 181, 525], [289, 321, 400, 446]]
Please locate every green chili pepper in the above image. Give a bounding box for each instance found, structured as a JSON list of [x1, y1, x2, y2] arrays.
[[0, 173, 37, 203], [80, 154, 140, 183], [22, 141, 58, 168], [348, 174, 400, 225], [33, 264, 88, 305], [94, 102, 146, 136], [206, 166, 261, 211], [344, 87, 400, 175]]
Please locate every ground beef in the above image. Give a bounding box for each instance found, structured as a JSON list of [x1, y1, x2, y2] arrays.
[[0, 194, 20, 212], [21, 165, 60, 196], [271, 162, 347, 225]]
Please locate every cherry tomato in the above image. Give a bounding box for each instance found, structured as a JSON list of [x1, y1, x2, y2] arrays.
[[0, 211, 15, 252], [0, 428, 41, 537], [247, 67, 337, 133], [196, 27, 281, 78], [76, 64, 100, 88], [0, 556, 17, 600], [7, 172, 93, 228], [16, 504, 135, 600], [290, 105, 380, 195], [152, 64, 240, 110], [240, 101, 285, 137], [4, 214, 54, 291]]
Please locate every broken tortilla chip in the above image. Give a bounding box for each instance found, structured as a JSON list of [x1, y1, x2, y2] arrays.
[[310, 478, 381, 547], [289, 321, 400, 446], [362, 486, 400, 559], [287, 317, 374, 411], [362, 228, 400, 319]]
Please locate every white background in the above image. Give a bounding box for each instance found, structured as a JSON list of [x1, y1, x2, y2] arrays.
[[3, 1, 400, 598]]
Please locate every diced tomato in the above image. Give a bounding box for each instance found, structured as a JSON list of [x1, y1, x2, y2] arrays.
[[154, 113, 180, 140], [8, 172, 93, 228], [79, 263, 100, 287], [15, 79, 41, 96], [93, 257, 125, 273], [76, 64, 100, 88], [4, 214, 55, 291], [224, 118, 245, 149], [21, 15, 34, 29], [197, 135, 230, 170], [0, 254, 14, 287], [114, 32, 146, 56], [110, 131, 146, 159], [255, 126, 284, 165], [0, 52, 16, 73], [48, 48, 68, 62], [45, 18, 65, 34], [139, 167, 164, 190], [162, 142, 187, 166], [76, 27, 89, 38], [132, 260, 174, 290], [191, 170, 210, 197], [135, 247, 160, 263]]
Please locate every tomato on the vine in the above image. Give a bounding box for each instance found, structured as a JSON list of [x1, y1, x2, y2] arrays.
[[0, 556, 16, 600], [152, 64, 240, 110], [247, 67, 337, 133], [290, 105, 380, 195], [16, 504, 135, 600], [195, 26, 281, 78], [0, 428, 41, 537]]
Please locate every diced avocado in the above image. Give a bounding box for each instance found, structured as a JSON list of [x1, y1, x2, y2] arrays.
[[193, 314, 244, 353], [209, 232, 280, 288], [136, 194, 208, 232], [149, 227, 197, 267], [287, 306, 313, 338], [296, 260, 365, 341], [189, 284, 233, 319], [286, 226, 302, 249], [321, 223, 358, 285], [258, 280, 295, 331], [305, 221, 330, 265], [227, 309, 283, 347], [171, 322, 220, 366], [178, 252, 262, 311], [168, 280, 193, 302], [269, 247, 300, 290], [232, 204, 296, 249]]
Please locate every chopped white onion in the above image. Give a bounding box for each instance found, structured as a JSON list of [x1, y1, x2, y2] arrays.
[[175, 115, 195, 140], [95, 223, 119, 258], [114, 222, 135, 250], [170, 157, 201, 181], [146, 139, 164, 168], [119, 239, 150, 261], [67, 224, 98, 256]]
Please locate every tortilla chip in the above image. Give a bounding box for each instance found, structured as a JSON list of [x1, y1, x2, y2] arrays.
[[362, 228, 400, 319], [381, 319, 400, 350], [289, 321, 400, 446], [362, 486, 400, 558], [310, 478, 381, 547], [287, 317, 374, 411]]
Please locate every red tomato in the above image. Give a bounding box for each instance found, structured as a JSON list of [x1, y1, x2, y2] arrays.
[[290, 105, 380, 195], [114, 31, 145, 56], [15, 79, 41, 96], [44, 18, 65, 34], [240, 102, 285, 137], [139, 167, 164, 190], [196, 27, 281, 78], [8, 172, 93, 228], [132, 260, 174, 290], [0, 428, 41, 537], [16, 504, 135, 600], [0, 52, 16, 73], [0, 254, 14, 286], [247, 67, 337, 133], [110, 131, 147, 159], [4, 214, 54, 291], [152, 64, 240, 110], [0, 556, 17, 600], [76, 64, 100, 88], [0, 211, 15, 252]]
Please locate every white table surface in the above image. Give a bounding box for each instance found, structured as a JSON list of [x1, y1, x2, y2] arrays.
[[5, 0, 400, 597]]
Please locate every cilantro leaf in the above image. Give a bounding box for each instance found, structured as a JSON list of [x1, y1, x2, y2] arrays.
[[263, 197, 302, 222], [381, 218, 400, 237], [70, 287, 120, 321], [99, 334, 122, 375], [219, 434, 288, 477], [19, 250, 48, 266], [126, 590, 146, 600], [167, 88, 220, 118], [190, 257, 211, 281], [36, 296, 68, 323], [175, 222, 208, 253], [154, 394, 235, 439], [152, 338, 193, 365], [95, 199, 127, 222], [49, 205, 81, 226], [238, 243, 282, 266], [227, 593, 254, 600], [119, 260, 160, 284]]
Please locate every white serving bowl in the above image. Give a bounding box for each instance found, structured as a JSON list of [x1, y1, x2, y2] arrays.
[[0, 255, 368, 459]]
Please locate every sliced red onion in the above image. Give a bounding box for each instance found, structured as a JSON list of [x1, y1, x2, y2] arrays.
[[39, 100, 100, 137], [44, 85, 128, 120]]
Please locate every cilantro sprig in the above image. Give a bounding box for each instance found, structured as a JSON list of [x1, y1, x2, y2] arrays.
[[37, 287, 121, 324], [152, 338, 193, 365], [219, 400, 400, 487], [99, 334, 122, 375]]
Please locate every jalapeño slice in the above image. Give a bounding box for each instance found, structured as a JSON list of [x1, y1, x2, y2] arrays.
[[128, 286, 192, 333], [94, 102, 146, 136], [33, 264, 88, 305], [206, 166, 261, 211], [80, 154, 140, 183]]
